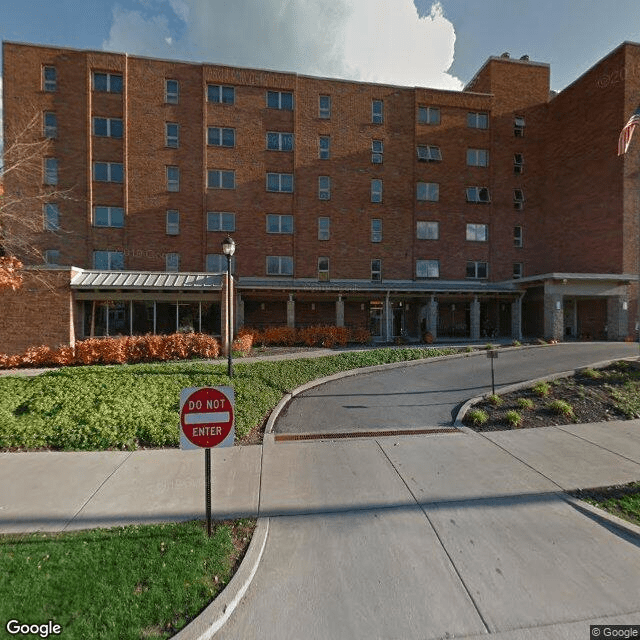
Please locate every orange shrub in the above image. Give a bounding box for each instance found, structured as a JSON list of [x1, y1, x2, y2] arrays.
[[349, 327, 372, 344], [233, 333, 253, 356]]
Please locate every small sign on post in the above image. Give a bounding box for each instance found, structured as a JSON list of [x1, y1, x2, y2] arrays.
[[486, 350, 498, 395], [180, 387, 235, 536]]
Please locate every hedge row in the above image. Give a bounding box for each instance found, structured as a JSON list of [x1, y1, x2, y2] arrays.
[[240, 325, 371, 348]]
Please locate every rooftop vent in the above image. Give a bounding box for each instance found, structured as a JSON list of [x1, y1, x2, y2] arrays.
[[520, 55, 530, 61], [501, 52, 510, 58]]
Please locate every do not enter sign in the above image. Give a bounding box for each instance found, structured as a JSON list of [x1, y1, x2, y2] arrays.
[[180, 387, 234, 449]]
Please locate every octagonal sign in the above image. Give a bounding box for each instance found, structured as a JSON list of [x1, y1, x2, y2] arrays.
[[180, 387, 234, 449]]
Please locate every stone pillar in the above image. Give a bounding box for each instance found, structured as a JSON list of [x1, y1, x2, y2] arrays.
[[384, 294, 392, 341], [336, 295, 345, 327], [236, 291, 244, 330], [471, 296, 481, 341], [607, 295, 629, 341], [287, 294, 295, 328], [221, 273, 234, 356], [511, 296, 522, 341], [544, 292, 563, 341], [429, 296, 438, 340]]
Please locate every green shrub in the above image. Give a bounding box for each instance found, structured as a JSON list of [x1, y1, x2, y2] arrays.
[[516, 397, 534, 410], [505, 410, 522, 427], [548, 399, 574, 418], [533, 381, 551, 397], [466, 409, 489, 426], [488, 394, 503, 407], [582, 367, 602, 379]]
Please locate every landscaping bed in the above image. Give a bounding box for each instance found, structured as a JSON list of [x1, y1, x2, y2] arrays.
[[571, 482, 640, 528]]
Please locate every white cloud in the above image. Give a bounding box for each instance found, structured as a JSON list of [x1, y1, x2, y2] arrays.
[[103, 0, 462, 90]]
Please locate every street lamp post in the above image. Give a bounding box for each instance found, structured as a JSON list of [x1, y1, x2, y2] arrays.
[[221, 236, 236, 378]]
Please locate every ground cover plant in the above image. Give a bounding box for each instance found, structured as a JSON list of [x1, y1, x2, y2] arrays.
[[0, 519, 255, 640], [571, 482, 640, 528], [0, 346, 460, 451]]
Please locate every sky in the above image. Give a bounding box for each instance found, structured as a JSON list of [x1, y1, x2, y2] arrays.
[[1, 0, 640, 135]]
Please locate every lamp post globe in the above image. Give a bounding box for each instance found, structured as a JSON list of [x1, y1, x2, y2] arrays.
[[221, 236, 235, 377]]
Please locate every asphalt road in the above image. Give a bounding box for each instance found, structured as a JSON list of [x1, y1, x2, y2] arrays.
[[275, 342, 639, 434]]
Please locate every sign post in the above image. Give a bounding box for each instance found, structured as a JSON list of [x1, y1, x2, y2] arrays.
[[180, 387, 235, 536], [486, 350, 498, 395]]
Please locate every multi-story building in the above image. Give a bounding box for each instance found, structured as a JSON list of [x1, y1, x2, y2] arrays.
[[1, 40, 639, 354]]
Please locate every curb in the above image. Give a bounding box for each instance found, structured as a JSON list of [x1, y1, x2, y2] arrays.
[[172, 517, 270, 640], [561, 494, 640, 541]]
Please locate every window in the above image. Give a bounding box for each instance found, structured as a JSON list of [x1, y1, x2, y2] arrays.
[[208, 127, 235, 147], [467, 149, 489, 167], [267, 91, 293, 110], [371, 219, 382, 243], [266, 256, 293, 276], [44, 250, 60, 265], [514, 189, 525, 210], [166, 166, 180, 191], [418, 106, 440, 125], [417, 145, 442, 162], [416, 260, 440, 278], [206, 254, 235, 272], [93, 117, 123, 139], [165, 79, 179, 104], [166, 253, 180, 272], [318, 217, 330, 240], [93, 162, 123, 183], [44, 112, 57, 138], [93, 72, 123, 93], [318, 176, 331, 200], [266, 214, 293, 234], [513, 262, 524, 279], [417, 182, 439, 202], [208, 85, 235, 104], [466, 187, 491, 203], [93, 250, 124, 270], [44, 203, 59, 231], [43, 66, 56, 92], [267, 173, 294, 193], [166, 210, 180, 235], [319, 95, 331, 119], [94, 206, 124, 228], [165, 123, 179, 148], [466, 261, 488, 279], [319, 136, 330, 159], [514, 226, 523, 248], [371, 259, 382, 282], [514, 116, 525, 137], [208, 170, 235, 189], [208, 212, 236, 232], [266, 132, 293, 151], [466, 223, 488, 242], [372, 140, 384, 164], [417, 221, 439, 240], [372, 100, 384, 124], [467, 112, 489, 129], [514, 153, 524, 174], [318, 257, 329, 281], [371, 179, 383, 203], [44, 158, 58, 185]]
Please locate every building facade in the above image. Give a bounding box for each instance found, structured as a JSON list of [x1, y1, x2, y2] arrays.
[[2, 41, 639, 353]]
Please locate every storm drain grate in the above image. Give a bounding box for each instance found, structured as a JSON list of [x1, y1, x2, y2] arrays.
[[274, 428, 460, 442]]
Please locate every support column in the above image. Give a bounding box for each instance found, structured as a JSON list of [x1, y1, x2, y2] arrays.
[[511, 296, 522, 341], [429, 296, 438, 340], [384, 293, 392, 341], [236, 292, 244, 330], [607, 295, 629, 341], [287, 294, 295, 328], [471, 296, 481, 341], [544, 292, 563, 341], [221, 273, 234, 356], [336, 295, 345, 328]]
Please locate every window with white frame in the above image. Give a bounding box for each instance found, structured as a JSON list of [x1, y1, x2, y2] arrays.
[[267, 91, 293, 110], [417, 145, 442, 162], [166, 166, 179, 191], [44, 158, 58, 185], [165, 79, 179, 104], [417, 182, 439, 202], [371, 218, 382, 243], [371, 259, 382, 282], [207, 85, 235, 104], [372, 140, 384, 164], [371, 179, 382, 203], [93, 250, 124, 270], [44, 112, 57, 138], [318, 256, 329, 281], [513, 262, 524, 279], [514, 226, 523, 248], [165, 123, 179, 148], [418, 106, 440, 125], [208, 127, 235, 147], [266, 132, 293, 151], [208, 170, 235, 189], [93, 162, 123, 183], [466, 223, 488, 242], [93, 117, 123, 139], [208, 212, 236, 232], [466, 261, 488, 279], [266, 256, 293, 276], [466, 186, 491, 203], [417, 221, 439, 240], [514, 153, 524, 174], [166, 210, 180, 235], [94, 206, 124, 228], [44, 203, 59, 231], [467, 112, 489, 129], [93, 72, 123, 93], [43, 66, 56, 92], [318, 217, 330, 240], [44, 249, 60, 265], [319, 136, 330, 159], [467, 149, 489, 167], [372, 99, 384, 124], [514, 116, 525, 137], [416, 259, 440, 278], [319, 95, 331, 119], [514, 189, 525, 210], [166, 253, 180, 272], [318, 176, 331, 200], [266, 214, 293, 234], [267, 173, 294, 193]]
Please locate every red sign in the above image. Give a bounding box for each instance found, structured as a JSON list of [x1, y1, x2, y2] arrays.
[[180, 387, 234, 448]]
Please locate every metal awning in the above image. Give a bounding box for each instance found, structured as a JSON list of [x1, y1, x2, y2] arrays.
[[70, 269, 223, 290]]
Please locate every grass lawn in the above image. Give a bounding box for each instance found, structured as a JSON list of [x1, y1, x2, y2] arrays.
[[0, 519, 255, 639], [0, 347, 459, 451], [574, 482, 640, 528]]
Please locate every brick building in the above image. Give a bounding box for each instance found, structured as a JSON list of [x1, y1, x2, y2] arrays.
[[1, 40, 639, 354]]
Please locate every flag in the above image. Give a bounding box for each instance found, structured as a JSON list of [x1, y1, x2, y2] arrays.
[[618, 108, 640, 155]]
